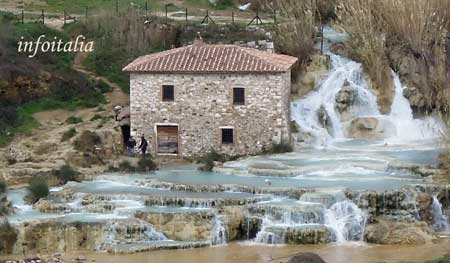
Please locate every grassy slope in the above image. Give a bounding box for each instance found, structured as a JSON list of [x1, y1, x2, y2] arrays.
[[0, 16, 108, 146], [22, 0, 236, 14]]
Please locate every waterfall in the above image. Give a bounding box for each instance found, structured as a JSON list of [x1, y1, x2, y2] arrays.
[[385, 73, 444, 143], [253, 199, 367, 244], [291, 28, 444, 146], [210, 212, 227, 245], [103, 219, 168, 246], [431, 196, 450, 232], [254, 219, 287, 244], [291, 54, 380, 146], [324, 200, 367, 243]]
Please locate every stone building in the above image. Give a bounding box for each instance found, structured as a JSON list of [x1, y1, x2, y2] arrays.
[[123, 40, 297, 158]]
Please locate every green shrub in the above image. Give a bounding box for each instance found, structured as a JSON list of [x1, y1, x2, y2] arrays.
[[213, 0, 234, 9], [61, 127, 77, 142], [136, 157, 157, 172], [73, 130, 102, 153], [198, 149, 228, 172], [263, 142, 293, 154], [0, 221, 18, 254], [27, 177, 49, 203], [107, 165, 120, 172], [0, 180, 6, 194], [53, 164, 80, 185], [90, 114, 103, 121], [113, 158, 157, 173], [66, 116, 83, 124], [118, 160, 135, 172], [97, 79, 112, 93]]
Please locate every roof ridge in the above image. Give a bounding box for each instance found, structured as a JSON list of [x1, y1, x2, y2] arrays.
[[237, 47, 285, 71], [123, 43, 298, 73], [123, 45, 191, 71]]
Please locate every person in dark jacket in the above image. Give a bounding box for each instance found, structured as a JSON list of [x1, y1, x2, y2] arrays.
[[139, 135, 148, 158]]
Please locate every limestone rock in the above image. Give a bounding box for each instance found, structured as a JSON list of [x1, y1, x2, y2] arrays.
[[263, 225, 334, 244], [365, 220, 435, 245], [416, 192, 433, 225], [335, 83, 356, 121], [317, 105, 331, 133], [348, 117, 395, 140], [403, 87, 427, 109], [300, 191, 345, 208], [222, 206, 246, 241], [135, 210, 214, 242], [33, 199, 72, 213], [293, 54, 330, 97], [5, 145, 32, 164], [288, 253, 327, 263]]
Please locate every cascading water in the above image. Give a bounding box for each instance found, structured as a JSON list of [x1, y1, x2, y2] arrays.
[[291, 27, 444, 146], [291, 54, 380, 146], [210, 212, 227, 245], [253, 198, 367, 244], [103, 219, 168, 247], [431, 196, 450, 232], [324, 200, 367, 243], [385, 73, 444, 143]]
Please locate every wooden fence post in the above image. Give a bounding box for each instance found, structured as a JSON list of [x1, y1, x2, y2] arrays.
[[185, 8, 188, 22], [165, 4, 168, 19], [64, 10, 66, 25], [85, 6, 88, 19], [320, 24, 324, 54], [273, 10, 276, 24], [21, 10, 24, 24], [116, 1, 119, 14], [42, 9, 44, 24], [232, 11, 234, 24]]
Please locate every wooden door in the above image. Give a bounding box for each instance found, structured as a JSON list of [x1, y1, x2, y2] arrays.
[[157, 126, 179, 154]]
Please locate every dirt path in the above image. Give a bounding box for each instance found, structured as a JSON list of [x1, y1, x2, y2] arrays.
[[0, 47, 129, 186], [73, 52, 129, 111]]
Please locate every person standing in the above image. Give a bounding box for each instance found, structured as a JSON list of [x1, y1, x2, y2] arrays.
[[128, 136, 137, 157], [139, 135, 148, 158]]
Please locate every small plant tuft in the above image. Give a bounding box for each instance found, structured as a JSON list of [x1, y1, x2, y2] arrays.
[[198, 149, 230, 172], [66, 116, 83, 124], [61, 127, 77, 142], [0, 220, 18, 254], [263, 142, 293, 154], [136, 157, 157, 172], [118, 160, 135, 172], [113, 158, 157, 173], [53, 164, 80, 185], [27, 177, 49, 204], [73, 130, 102, 153], [90, 114, 103, 121], [0, 180, 6, 194]]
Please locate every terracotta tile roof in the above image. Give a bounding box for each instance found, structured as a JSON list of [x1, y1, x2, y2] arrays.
[[122, 42, 298, 74]]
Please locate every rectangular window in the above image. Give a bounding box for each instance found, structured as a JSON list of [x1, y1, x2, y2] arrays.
[[221, 128, 234, 144], [162, 85, 174, 101], [233, 87, 245, 105]]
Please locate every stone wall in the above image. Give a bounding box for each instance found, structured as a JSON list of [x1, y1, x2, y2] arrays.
[[130, 72, 292, 157]]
